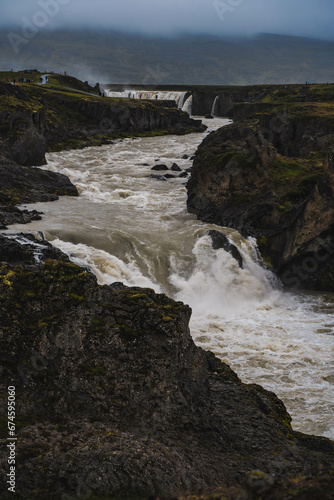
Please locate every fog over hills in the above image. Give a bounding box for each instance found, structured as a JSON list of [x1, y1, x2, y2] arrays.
[[1, 29, 334, 86]]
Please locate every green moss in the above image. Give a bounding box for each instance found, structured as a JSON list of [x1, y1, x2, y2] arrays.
[[258, 235, 268, 247], [89, 317, 107, 336], [271, 155, 308, 184], [271, 153, 323, 202], [0, 268, 15, 287], [128, 293, 147, 299], [202, 149, 259, 175], [68, 293, 84, 302], [162, 315, 174, 322]]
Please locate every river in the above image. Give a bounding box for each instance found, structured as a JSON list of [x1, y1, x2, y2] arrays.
[[9, 117, 334, 439]]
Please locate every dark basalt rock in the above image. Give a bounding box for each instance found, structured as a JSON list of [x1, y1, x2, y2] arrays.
[[0, 156, 78, 229], [182, 154, 190, 159], [11, 126, 46, 167], [0, 233, 70, 265], [0, 205, 42, 230], [0, 161, 78, 202], [179, 171, 189, 178], [0, 234, 333, 499], [205, 114, 214, 119], [151, 164, 169, 170], [171, 163, 182, 171], [109, 281, 129, 290], [207, 229, 243, 268], [164, 173, 177, 179]]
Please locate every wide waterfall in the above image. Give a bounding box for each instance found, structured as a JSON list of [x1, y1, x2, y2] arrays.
[[7, 117, 334, 440], [106, 89, 188, 109]]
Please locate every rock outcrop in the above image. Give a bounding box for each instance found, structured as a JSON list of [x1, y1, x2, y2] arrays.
[[0, 233, 333, 499], [0, 81, 204, 166], [187, 106, 334, 291], [0, 155, 78, 229]]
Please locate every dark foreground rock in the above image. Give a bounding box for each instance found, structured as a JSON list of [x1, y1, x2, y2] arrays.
[[0, 156, 78, 229], [187, 112, 334, 291], [0, 234, 333, 499]]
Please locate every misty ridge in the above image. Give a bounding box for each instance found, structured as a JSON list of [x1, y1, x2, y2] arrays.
[[1, 29, 334, 85]]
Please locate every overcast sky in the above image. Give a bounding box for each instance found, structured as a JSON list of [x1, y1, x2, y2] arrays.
[[1, 0, 334, 40]]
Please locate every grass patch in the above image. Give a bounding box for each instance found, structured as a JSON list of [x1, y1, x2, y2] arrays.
[[271, 153, 324, 200]]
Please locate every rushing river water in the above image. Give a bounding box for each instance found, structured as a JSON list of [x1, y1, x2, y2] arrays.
[[9, 117, 334, 439]]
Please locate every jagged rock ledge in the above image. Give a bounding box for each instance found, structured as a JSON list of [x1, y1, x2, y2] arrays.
[[0, 233, 333, 499], [0, 155, 78, 230]]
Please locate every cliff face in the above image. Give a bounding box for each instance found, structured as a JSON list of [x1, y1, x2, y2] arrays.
[[44, 95, 204, 151], [0, 81, 204, 167], [0, 234, 333, 499], [192, 90, 247, 117], [187, 109, 334, 291]]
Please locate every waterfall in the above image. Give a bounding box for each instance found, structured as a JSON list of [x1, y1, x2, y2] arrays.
[[211, 96, 219, 116], [182, 95, 193, 115], [106, 90, 188, 110], [177, 93, 188, 108]]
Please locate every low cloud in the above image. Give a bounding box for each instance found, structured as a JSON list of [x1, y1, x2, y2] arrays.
[[1, 0, 334, 40]]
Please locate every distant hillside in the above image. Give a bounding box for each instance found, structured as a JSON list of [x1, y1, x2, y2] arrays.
[[1, 30, 334, 85]]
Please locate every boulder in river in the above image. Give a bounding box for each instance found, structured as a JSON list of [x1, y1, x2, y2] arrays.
[[207, 229, 244, 268], [151, 164, 169, 171]]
